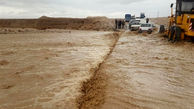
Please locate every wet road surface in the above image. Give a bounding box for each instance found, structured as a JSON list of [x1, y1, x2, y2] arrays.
[[100, 32, 194, 109], [1, 30, 194, 109]]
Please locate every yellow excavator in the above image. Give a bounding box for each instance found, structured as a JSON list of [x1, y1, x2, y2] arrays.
[[159, 0, 194, 42]]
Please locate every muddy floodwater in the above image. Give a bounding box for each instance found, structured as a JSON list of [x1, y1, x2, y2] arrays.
[[0, 30, 194, 109], [100, 32, 194, 109], [0, 30, 116, 109]]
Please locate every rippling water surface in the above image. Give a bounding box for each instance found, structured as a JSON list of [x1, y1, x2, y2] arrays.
[[101, 32, 194, 109]]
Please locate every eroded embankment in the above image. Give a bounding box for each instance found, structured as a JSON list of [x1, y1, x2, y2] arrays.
[[76, 32, 122, 109]]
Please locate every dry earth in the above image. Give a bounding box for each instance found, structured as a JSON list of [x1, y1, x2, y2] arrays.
[[0, 17, 114, 31], [150, 17, 169, 27]]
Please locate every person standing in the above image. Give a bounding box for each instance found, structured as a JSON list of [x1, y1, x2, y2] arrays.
[[115, 19, 118, 29], [118, 20, 122, 29], [121, 21, 125, 29], [146, 18, 149, 23]]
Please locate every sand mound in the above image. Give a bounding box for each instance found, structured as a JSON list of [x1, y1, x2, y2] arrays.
[[0, 16, 115, 31], [39, 16, 51, 19]]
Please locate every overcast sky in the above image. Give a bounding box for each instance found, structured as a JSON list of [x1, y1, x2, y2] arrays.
[[0, 0, 175, 18]]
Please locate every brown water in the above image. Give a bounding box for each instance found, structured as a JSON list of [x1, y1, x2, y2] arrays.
[[100, 32, 194, 109], [0, 30, 116, 109], [1, 30, 194, 109]]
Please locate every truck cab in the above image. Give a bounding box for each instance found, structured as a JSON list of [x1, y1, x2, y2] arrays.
[[125, 14, 131, 22], [140, 13, 145, 19], [176, 0, 194, 36]]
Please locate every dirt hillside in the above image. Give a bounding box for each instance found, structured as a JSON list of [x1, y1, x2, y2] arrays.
[[0, 16, 115, 31]]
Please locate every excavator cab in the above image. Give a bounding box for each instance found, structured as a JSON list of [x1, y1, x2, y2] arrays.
[[160, 0, 194, 42], [177, 0, 194, 14]]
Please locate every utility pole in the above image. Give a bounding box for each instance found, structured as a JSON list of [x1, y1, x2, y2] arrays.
[[157, 10, 159, 18]]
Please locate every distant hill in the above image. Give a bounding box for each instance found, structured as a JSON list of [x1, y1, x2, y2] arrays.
[[150, 17, 169, 27]]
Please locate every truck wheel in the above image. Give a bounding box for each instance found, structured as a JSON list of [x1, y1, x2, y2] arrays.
[[175, 27, 181, 42], [148, 29, 152, 34], [172, 26, 181, 42], [138, 29, 142, 33], [169, 26, 175, 41]]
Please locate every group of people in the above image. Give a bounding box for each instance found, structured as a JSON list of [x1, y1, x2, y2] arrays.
[[115, 19, 125, 29]]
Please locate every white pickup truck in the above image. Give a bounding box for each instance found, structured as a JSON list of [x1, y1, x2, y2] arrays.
[[130, 22, 140, 31], [138, 23, 154, 34]]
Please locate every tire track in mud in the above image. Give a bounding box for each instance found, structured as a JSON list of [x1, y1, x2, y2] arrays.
[[76, 32, 123, 109]]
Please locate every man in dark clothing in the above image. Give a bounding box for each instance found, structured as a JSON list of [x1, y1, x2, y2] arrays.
[[119, 20, 122, 29], [146, 18, 149, 23], [121, 21, 125, 29], [115, 19, 118, 29]]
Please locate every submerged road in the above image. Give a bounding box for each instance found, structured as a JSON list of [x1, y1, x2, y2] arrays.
[[1, 30, 194, 109], [101, 32, 194, 109], [82, 31, 194, 109]]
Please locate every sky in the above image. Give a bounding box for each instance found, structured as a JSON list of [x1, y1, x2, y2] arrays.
[[0, 0, 175, 18]]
